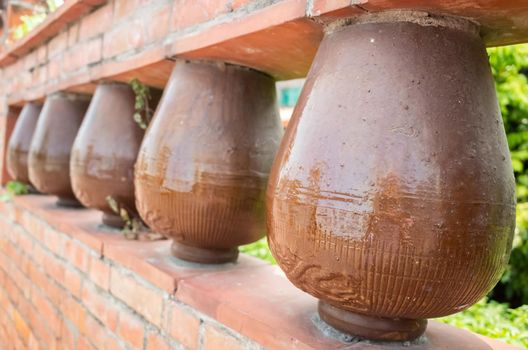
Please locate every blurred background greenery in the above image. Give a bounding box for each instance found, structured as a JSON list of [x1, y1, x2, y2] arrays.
[[242, 43, 528, 348]]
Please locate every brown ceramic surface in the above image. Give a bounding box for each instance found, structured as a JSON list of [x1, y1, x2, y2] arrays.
[[6, 102, 42, 185], [70, 82, 158, 227], [135, 60, 283, 263], [28, 92, 90, 206], [267, 14, 515, 341]]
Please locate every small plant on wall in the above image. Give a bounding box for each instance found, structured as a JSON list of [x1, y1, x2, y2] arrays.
[[130, 78, 153, 130], [0, 181, 29, 202], [105, 196, 164, 241]]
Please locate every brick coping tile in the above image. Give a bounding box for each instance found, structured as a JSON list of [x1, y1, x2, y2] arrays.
[[0, 193, 519, 350]]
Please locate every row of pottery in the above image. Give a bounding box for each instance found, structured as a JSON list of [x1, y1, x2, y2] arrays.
[[5, 11, 516, 348]]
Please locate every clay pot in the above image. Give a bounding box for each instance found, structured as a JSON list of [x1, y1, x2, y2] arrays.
[[135, 60, 283, 264], [6, 102, 42, 186], [267, 12, 515, 342], [28, 92, 90, 207], [70, 82, 158, 227]]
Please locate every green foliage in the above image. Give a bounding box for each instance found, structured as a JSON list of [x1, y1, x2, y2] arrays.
[[493, 203, 528, 306], [0, 181, 29, 202], [487, 44, 528, 307], [11, 0, 65, 41], [439, 298, 528, 348], [489, 44, 528, 201], [12, 13, 47, 41], [240, 238, 276, 264], [129, 79, 153, 130]]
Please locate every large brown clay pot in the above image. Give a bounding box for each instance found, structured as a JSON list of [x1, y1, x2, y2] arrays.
[[70, 82, 153, 227], [6, 102, 42, 186], [135, 60, 283, 264], [29, 92, 90, 207], [267, 12, 515, 342]]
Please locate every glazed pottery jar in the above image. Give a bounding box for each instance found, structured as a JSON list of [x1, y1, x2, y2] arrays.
[[135, 60, 283, 264], [70, 82, 159, 227], [6, 102, 42, 186], [267, 12, 515, 342], [29, 92, 90, 207]]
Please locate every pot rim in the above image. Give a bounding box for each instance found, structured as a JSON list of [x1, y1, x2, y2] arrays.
[[325, 10, 480, 37]]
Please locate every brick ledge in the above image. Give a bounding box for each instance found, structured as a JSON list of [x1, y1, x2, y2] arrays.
[[0, 194, 519, 349]]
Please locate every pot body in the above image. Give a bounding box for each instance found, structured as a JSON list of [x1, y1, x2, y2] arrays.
[[135, 61, 283, 263], [267, 15, 515, 339], [29, 92, 90, 206], [70, 82, 144, 227], [7, 102, 42, 184]]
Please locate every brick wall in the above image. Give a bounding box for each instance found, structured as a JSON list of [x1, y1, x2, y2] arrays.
[[0, 196, 266, 350]]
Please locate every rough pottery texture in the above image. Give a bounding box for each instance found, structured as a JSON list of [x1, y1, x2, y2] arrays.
[[267, 14, 516, 341], [70, 82, 159, 227], [6, 102, 42, 185], [135, 60, 283, 263], [28, 92, 90, 206]]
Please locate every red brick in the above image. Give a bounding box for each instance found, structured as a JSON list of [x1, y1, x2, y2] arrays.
[[170, 0, 232, 31], [88, 256, 110, 290], [36, 45, 47, 63], [64, 267, 83, 298], [42, 226, 65, 258], [20, 211, 47, 243], [68, 23, 80, 47], [47, 56, 62, 80], [203, 324, 247, 350], [27, 263, 66, 308], [48, 31, 69, 58], [63, 37, 102, 73], [77, 336, 96, 350], [144, 4, 171, 43], [79, 4, 113, 40], [61, 297, 87, 335], [80, 315, 106, 349], [25, 300, 57, 346], [163, 303, 200, 349], [109, 268, 163, 326], [63, 239, 90, 274], [80, 283, 119, 331], [60, 320, 76, 350], [12, 309, 30, 345], [117, 311, 145, 349], [42, 251, 65, 284], [102, 334, 126, 350], [17, 230, 33, 256], [146, 332, 172, 350], [113, 0, 154, 20], [102, 20, 144, 59], [231, 0, 257, 10], [30, 288, 62, 336], [22, 50, 38, 70]]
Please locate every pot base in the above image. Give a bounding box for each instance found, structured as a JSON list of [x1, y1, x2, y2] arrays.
[[56, 197, 83, 208], [171, 241, 239, 264], [102, 213, 125, 229], [318, 301, 427, 342], [27, 185, 41, 194]]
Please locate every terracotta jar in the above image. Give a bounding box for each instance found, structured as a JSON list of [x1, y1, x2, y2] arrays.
[[267, 12, 515, 342], [70, 82, 158, 227], [29, 92, 90, 207], [135, 60, 283, 264], [6, 102, 42, 186]]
